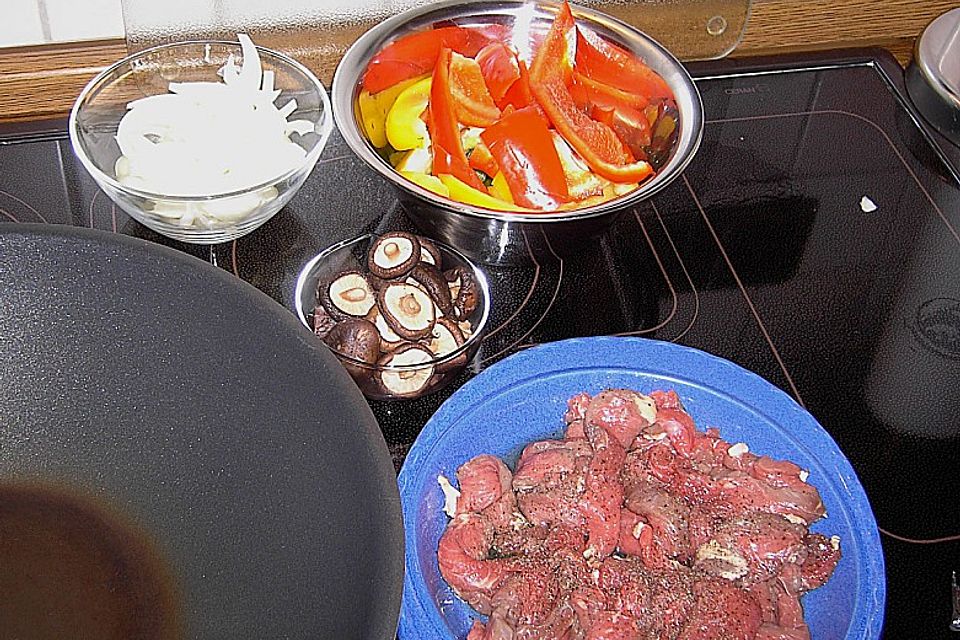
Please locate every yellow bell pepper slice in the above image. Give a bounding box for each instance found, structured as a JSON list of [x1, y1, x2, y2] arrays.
[[437, 174, 530, 212], [488, 172, 515, 204], [400, 171, 450, 197], [386, 77, 433, 151], [357, 76, 424, 149]]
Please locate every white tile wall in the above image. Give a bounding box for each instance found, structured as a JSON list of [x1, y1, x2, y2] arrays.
[[1, 0, 124, 48], [1, 0, 47, 48], [45, 0, 124, 43]]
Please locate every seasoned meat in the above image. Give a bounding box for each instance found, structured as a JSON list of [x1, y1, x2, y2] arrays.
[[693, 512, 807, 586], [437, 513, 508, 614], [584, 611, 641, 640], [513, 439, 591, 529], [564, 392, 592, 427], [624, 486, 691, 564], [677, 578, 763, 640], [579, 420, 626, 560], [440, 388, 841, 640], [797, 533, 842, 592], [598, 556, 697, 639], [457, 454, 519, 532], [753, 626, 811, 640], [583, 389, 656, 449]]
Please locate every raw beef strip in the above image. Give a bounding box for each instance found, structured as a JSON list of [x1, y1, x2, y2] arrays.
[[579, 420, 626, 559], [513, 439, 592, 528], [677, 578, 763, 640], [438, 513, 508, 614], [457, 454, 520, 532], [693, 512, 807, 585], [584, 389, 657, 449]]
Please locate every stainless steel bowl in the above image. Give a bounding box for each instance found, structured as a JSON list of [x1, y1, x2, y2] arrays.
[[332, 0, 703, 264]]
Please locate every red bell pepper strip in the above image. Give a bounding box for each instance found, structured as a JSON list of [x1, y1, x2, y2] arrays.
[[475, 42, 521, 103], [529, 1, 653, 184], [574, 29, 673, 101], [571, 72, 652, 158], [362, 24, 507, 94], [569, 70, 652, 111], [429, 47, 487, 191], [449, 52, 501, 127], [480, 106, 569, 210], [499, 59, 538, 113], [468, 141, 500, 178], [588, 104, 650, 162]]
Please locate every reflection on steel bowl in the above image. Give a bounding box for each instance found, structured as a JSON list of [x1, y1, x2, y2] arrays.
[[294, 233, 490, 400], [332, 0, 703, 264]]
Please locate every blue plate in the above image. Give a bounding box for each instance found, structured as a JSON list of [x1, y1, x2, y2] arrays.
[[398, 336, 885, 639]]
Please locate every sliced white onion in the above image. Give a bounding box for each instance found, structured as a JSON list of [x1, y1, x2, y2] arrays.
[[114, 33, 314, 228]]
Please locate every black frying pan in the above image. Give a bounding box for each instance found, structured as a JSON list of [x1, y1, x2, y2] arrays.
[[0, 224, 403, 639]]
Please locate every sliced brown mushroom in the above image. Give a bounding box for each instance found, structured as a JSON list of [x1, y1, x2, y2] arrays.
[[378, 282, 436, 340], [366, 306, 404, 352], [417, 236, 442, 269], [322, 318, 381, 378], [458, 320, 474, 341], [312, 305, 338, 339], [429, 317, 468, 373], [446, 271, 461, 300], [367, 232, 420, 279], [444, 266, 480, 320], [320, 270, 377, 320], [378, 343, 435, 398], [409, 263, 454, 318]]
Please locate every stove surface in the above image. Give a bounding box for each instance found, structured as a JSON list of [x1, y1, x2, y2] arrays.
[[2, 49, 958, 637]]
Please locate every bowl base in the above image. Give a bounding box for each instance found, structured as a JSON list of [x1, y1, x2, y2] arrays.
[[400, 196, 629, 266]]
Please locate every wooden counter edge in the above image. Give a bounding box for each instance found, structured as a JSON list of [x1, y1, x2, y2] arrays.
[[0, 0, 946, 123]]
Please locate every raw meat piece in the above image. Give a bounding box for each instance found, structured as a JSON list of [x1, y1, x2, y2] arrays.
[[754, 625, 810, 640], [677, 578, 763, 640], [616, 507, 650, 559], [491, 569, 560, 627], [598, 556, 697, 639], [651, 408, 696, 456], [458, 454, 515, 514], [584, 389, 657, 449], [579, 419, 626, 559], [584, 611, 641, 640], [564, 392, 592, 425], [620, 448, 668, 498], [467, 611, 517, 640], [650, 389, 683, 410], [797, 533, 842, 592], [624, 485, 691, 564], [438, 513, 508, 614], [569, 586, 606, 632], [457, 454, 519, 531], [513, 439, 591, 528], [693, 512, 807, 585], [746, 564, 808, 633]]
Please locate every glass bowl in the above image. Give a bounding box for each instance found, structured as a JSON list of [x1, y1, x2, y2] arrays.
[[331, 0, 703, 264], [294, 233, 491, 401], [69, 39, 333, 244]]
